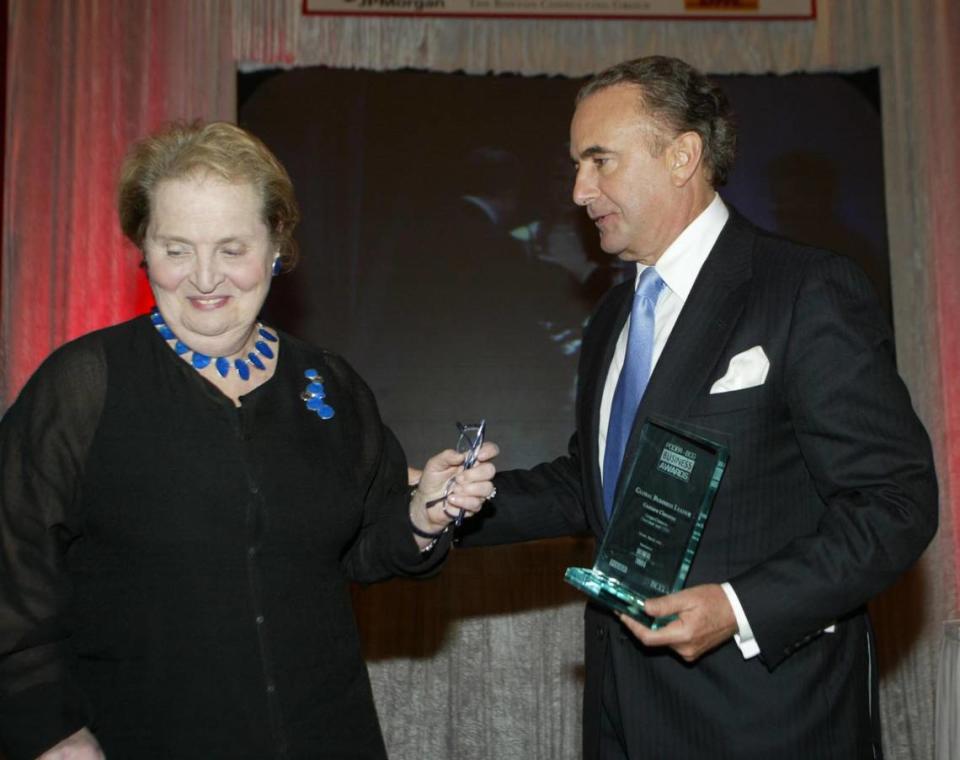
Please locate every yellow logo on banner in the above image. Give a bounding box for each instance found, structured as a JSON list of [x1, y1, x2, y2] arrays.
[[684, 0, 759, 10]]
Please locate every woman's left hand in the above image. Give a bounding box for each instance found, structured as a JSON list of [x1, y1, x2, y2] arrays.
[[409, 442, 499, 548]]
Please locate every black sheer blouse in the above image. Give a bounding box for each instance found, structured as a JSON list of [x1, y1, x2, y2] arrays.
[[0, 315, 447, 760]]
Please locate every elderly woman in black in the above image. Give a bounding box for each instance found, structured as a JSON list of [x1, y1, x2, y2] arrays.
[[0, 122, 497, 760]]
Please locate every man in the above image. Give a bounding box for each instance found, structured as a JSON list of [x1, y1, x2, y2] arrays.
[[461, 56, 937, 758]]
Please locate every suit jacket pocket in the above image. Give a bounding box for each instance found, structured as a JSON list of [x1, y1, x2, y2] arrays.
[[687, 383, 772, 417]]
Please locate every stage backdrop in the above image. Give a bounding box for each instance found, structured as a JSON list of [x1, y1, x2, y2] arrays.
[[4, 2, 957, 758], [238, 64, 894, 759]]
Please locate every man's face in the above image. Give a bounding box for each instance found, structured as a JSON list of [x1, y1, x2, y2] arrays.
[[569, 83, 680, 265]]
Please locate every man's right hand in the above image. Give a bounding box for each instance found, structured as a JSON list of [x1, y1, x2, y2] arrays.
[[36, 728, 105, 760]]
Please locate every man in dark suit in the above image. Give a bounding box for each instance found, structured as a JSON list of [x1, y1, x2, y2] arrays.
[[461, 56, 938, 758]]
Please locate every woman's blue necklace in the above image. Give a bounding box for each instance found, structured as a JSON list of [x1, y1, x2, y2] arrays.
[[150, 307, 278, 380]]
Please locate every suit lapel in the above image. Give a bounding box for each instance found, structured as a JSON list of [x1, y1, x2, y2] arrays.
[[577, 279, 633, 526], [618, 213, 755, 492]]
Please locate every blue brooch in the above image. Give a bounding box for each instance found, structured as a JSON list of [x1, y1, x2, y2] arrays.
[[301, 369, 335, 419]]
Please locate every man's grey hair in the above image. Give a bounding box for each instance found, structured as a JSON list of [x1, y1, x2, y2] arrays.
[[577, 56, 737, 187]]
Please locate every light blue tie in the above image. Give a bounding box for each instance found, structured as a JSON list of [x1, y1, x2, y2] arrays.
[[602, 267, 665, 517]]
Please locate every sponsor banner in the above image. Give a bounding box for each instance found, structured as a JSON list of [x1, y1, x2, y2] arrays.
[[303, 0, 814, 20]]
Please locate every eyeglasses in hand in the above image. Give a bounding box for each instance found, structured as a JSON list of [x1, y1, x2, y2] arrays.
[[447, 420, 485, 528]]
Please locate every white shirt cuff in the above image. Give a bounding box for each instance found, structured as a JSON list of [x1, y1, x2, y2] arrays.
[[721, 582, 760, 659]]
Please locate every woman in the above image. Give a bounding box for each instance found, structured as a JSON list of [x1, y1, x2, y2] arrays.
[[0, 122, 497, 760]]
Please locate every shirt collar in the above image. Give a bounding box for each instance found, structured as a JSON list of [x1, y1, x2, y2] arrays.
[[635, 193, 729, 301]]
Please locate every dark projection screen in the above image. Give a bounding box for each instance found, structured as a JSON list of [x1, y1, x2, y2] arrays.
[[239, 66, 889, 475]]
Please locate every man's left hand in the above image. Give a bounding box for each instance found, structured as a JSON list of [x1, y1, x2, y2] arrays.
[[617, 583, 738, 662]]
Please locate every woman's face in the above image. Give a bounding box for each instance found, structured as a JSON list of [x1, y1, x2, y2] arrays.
[[143, 173, 277, 356]]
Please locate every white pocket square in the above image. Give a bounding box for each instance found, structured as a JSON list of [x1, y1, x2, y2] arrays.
[[710, 346, 770, 394]]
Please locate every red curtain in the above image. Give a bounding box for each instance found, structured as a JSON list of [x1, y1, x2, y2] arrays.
[[1, 0, 234, 404], [926, 1, 960, 608]]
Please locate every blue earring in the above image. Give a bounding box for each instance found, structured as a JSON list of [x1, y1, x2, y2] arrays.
[[272, 257, 282, 277]]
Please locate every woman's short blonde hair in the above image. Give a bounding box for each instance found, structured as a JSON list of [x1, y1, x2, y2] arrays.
[[117, 121, 301, 270]]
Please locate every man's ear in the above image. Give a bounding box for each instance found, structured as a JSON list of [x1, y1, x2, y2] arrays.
[[668, 131, 704, 186]]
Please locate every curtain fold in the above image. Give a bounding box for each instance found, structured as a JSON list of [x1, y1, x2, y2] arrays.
[[4, 1, 957, 757]]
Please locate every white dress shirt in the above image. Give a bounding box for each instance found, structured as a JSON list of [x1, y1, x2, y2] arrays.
[[595, 193, 762, 659]]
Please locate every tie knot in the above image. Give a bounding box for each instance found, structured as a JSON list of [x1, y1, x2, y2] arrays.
[[636, 267, 665, 304]]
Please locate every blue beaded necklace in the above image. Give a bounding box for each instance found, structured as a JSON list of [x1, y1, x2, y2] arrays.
[[150, 307, 278, 380]]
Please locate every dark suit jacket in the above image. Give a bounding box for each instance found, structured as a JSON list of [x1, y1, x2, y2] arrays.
[[461, 210, 938, 759]]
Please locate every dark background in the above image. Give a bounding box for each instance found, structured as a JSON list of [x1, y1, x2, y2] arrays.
[[238, 66, 889, 473]]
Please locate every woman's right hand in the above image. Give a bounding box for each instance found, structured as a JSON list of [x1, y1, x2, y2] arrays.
[[36, 728, 105, 760], [408, 442, 499, 549]]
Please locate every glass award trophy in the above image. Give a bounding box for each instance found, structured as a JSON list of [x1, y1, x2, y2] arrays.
[[565, 417, 728, 629]]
